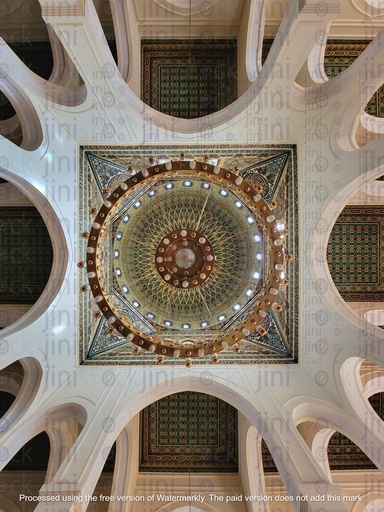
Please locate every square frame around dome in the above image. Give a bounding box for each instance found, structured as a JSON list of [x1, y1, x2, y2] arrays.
[[78, 145, 298, 365]]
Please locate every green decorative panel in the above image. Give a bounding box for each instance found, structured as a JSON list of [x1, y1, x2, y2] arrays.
[[327, 206, 384, 301], [0, 207, 53, 304], [141, 40, 237, 119], [329, 223, 379, 284], [140, 392, 238, 472], [157, 393, 219, 446]]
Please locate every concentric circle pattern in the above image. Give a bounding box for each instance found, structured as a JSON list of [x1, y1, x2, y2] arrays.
[[114, 179, 260, 330], [87, 160, 288, 360], [154, 227, 215, 288]]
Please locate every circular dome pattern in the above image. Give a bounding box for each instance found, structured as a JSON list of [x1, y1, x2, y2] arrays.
[[113, 177, 263, 330], [87, 159, 288, 360]]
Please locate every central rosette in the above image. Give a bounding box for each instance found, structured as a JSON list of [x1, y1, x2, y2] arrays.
[[155, 228, 214, 288]]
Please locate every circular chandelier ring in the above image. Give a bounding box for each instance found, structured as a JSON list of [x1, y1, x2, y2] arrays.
[[86, 160, 287, 359]]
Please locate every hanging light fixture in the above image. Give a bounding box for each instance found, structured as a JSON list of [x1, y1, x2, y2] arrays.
[[86, 157, 291, 363]]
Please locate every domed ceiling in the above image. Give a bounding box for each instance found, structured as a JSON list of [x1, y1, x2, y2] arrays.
[[113, 177, 261, 331], [79, 145, 298, 365]]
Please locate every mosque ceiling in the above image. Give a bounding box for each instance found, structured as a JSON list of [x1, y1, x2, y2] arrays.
[[79, 145, 298, 365]]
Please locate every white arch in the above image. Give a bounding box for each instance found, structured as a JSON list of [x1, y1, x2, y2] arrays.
[[0, 79, 43, 151], [40, 375, 339, 512], [340, 357, 384, 440], [292, 391, 384, 475], [0, 402, 87, 472], [164, 508, 212, 512], [108, 415, 139, 512], [0, 363, 23, 397], [364, 310, 384, 326], [335, 34, 384, 151], [245, 0, 266, 83], [0, 169, 68, 337], [308, 155, 384, 366], [307, 23, 331, 84], [243, 424, 269, 512], [0, 357, 42, 436], [361, 112, 384, 137]]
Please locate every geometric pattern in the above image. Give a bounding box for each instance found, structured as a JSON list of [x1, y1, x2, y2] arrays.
[[327, 207, 384, 301], [79, 145, 298, 365], [0, 207, 53, 304], [139, 392, 238, 472], [113, 182, 257, 329], [142, 40, 237, 119], [328, 430, 377, 471], [329, 223, 379, 284]]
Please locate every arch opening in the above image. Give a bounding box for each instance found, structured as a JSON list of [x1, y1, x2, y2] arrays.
[[0, 171, 68, 336], [321, 166, 384, 332], [0, 357, 43, 437], [1, 431, 51, 505], [0, 178, 53, 329], [92, 0, 117, 66]]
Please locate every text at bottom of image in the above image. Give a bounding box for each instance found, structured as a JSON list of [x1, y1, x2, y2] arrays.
[[18, 492, 365, 504]]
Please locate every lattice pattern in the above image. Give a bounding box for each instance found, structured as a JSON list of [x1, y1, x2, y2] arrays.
[[139, 392, 238, 472], [327, 206, 384, 301], [141, 40, 237, 119], [328, 223, 379, 284], [327, 431, 377, 470]]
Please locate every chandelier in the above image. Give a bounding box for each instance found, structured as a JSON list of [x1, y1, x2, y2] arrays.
[[86, 157, 291, 365]]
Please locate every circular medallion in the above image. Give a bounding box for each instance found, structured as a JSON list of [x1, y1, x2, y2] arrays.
[[155, 228, 214, 288]]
